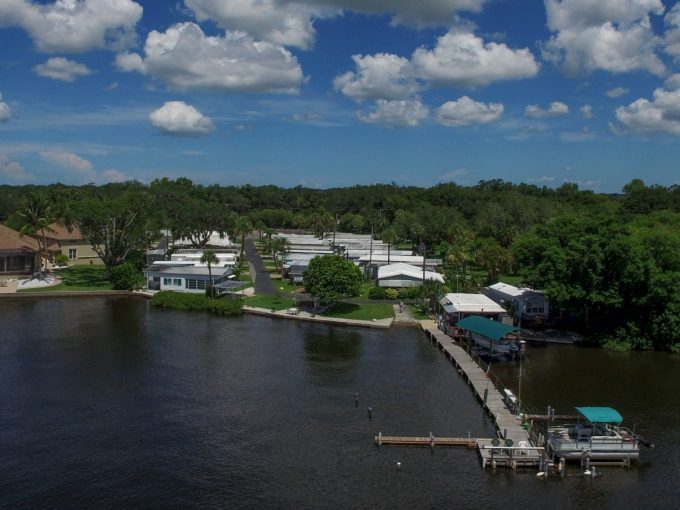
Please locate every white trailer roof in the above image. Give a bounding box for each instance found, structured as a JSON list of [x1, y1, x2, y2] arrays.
[[378, 263, 444, 283], [439, 293, 506, 314]]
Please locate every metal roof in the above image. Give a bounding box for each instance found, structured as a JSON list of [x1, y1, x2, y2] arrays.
[[575, 406, 623, 424], [377, 263, 444, 283], [456, 316, 520, 341], [213, 280, 248, 290], [439, 293, 506, 314]]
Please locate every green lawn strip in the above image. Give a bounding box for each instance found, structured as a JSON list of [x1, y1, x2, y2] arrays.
[[271, 281, 300, 294], [409, 304, 430, 320], [18, 266, 113, 292], [244, 294, 296, 310], [498, 274, 523, 286], [321, 302, 394, 320]]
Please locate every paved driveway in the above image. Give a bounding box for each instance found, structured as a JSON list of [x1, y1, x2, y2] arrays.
[[243, 239, 275, 295]]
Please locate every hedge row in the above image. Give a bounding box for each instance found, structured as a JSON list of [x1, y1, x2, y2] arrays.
[[151, 291, 244, 316], [368, 286, 422, 300]]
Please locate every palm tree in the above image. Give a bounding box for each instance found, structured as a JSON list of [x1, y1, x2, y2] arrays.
[[381, 227, 398, 265], [270, 236, 291, 271], [18, 193, 56, 276], [200, 249, 219, 298], [233, 216, 253, 267]]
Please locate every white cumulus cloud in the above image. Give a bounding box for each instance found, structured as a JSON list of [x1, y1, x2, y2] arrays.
[[34, 57, 92, 81], [607, 86, 629, 97], [0, 154, 36, 184], [333, 53, 420, 101], [183, 0, 486, 49], [615, 75, 680, 135], [117, 23, 304, 94], [543, 0, 665, 76], [149, 101, 215, 135], [40, 151, 94, 172], [580, 104, 593, 118], [357, 98, 429, 128], [411, 29, 539, 87], [436, 96, 503, 126], [0, 0, 143, 53], [525, 101, 570, 118], [0, 93, 12, 123], [664, 3, 680, 60], [99, 169, 128, 183]]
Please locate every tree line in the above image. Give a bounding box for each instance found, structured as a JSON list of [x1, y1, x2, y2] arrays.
[[2, 178, 679, 352]]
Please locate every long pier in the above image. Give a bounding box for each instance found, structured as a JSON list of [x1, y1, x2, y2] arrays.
[[419, 321, 544, 469]]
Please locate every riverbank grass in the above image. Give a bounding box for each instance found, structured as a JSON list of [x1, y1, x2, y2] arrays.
[[244, 294, 296, 310], [18, 266, 113, 292], [151, 291, 243, 316], [322, 302, 394, 320]]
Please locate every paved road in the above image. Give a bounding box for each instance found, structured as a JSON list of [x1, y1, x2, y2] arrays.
[[243, 239, 275, 295]]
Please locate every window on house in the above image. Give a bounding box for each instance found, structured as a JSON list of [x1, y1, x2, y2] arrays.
[[173, 278, 182, 286], [163, 278, 172, 286], [68, 248, 77, 260]]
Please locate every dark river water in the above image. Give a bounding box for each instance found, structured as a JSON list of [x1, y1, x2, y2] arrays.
[[1, 297, 678, 509]]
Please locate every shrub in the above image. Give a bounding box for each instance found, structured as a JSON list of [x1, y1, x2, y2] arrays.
[[110, 262, 143, 290], [385, 288, 399, 300], [368, 286, 387, 299], [53, 254, 69, 266], [151, 291, 244, 316]]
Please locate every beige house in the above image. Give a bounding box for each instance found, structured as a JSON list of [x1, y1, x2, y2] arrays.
[[0, 224, 40, 276], [44, 223, 102, 266]]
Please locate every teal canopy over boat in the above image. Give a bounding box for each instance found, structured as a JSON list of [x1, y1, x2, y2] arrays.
[[455, 315, 521, 341], [576, 406, 623, 424]]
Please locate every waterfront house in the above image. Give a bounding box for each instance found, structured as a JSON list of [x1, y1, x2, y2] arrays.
[[377, 262, 444, 288], [0, 224, 40, 276], [359, 254, 441, 279], [43, 222, 102, 266], [438, 293, 507, 330], [143, 264, 233, 293], [483, 282, 550, 327]]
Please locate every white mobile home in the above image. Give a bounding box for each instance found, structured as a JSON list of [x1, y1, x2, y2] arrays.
[[377, 263, 444, 288], [144, 265, 232, 293]]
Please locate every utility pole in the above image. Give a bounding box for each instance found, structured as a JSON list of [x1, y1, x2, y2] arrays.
[[332, 213, 338, 252]]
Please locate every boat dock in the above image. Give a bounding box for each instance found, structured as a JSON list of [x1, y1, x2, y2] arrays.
[[419, 321, 544, 469], [421, 322, 530, 444], [375, 433, 477, 448]]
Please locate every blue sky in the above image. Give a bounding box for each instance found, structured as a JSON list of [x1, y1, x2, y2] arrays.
[[1, 0, 680, 191]]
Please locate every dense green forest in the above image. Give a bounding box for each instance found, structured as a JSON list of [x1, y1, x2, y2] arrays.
[[2, 178, 680, 352]]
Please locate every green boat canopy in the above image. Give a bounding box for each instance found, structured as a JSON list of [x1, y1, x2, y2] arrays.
[[576, 406, 623, 424], [455, 315, 521, 341]]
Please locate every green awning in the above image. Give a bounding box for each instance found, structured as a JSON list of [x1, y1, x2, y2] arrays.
[[455, 315, 520, 341], [575, 406, 623, 424]]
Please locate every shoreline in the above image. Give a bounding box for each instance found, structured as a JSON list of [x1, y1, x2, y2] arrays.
[[0, 290, 152, 299]]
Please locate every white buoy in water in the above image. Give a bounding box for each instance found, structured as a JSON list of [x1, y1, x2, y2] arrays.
[[584, 470, 592, 476], [396, 462, 401, 470], [536, 472, 546, 478]]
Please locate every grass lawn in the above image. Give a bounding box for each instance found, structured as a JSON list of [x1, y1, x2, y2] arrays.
[[322, 302, 394, 321], [244, 294, 296, 310], [409, 304, 430, 320], [19, 265, 113, 292], [271, 280, 303, 294]]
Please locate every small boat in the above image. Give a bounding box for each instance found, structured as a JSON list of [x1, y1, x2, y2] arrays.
[[546, 406, 648, 462], [471, 333, 521, 359]]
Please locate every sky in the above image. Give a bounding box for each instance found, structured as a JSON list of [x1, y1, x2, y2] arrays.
[[1, 0, 680, 192]]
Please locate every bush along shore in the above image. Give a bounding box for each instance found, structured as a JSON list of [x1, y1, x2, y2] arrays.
[[151, 291, 243, 316]]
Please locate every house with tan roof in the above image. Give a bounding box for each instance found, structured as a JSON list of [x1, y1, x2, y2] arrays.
[[43, 222, 102, 266], [0, 224, 40, 276]]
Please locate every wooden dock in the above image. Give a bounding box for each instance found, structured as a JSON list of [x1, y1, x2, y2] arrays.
[[375, 432, 477, 448], [419, 321, 542, 469]]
